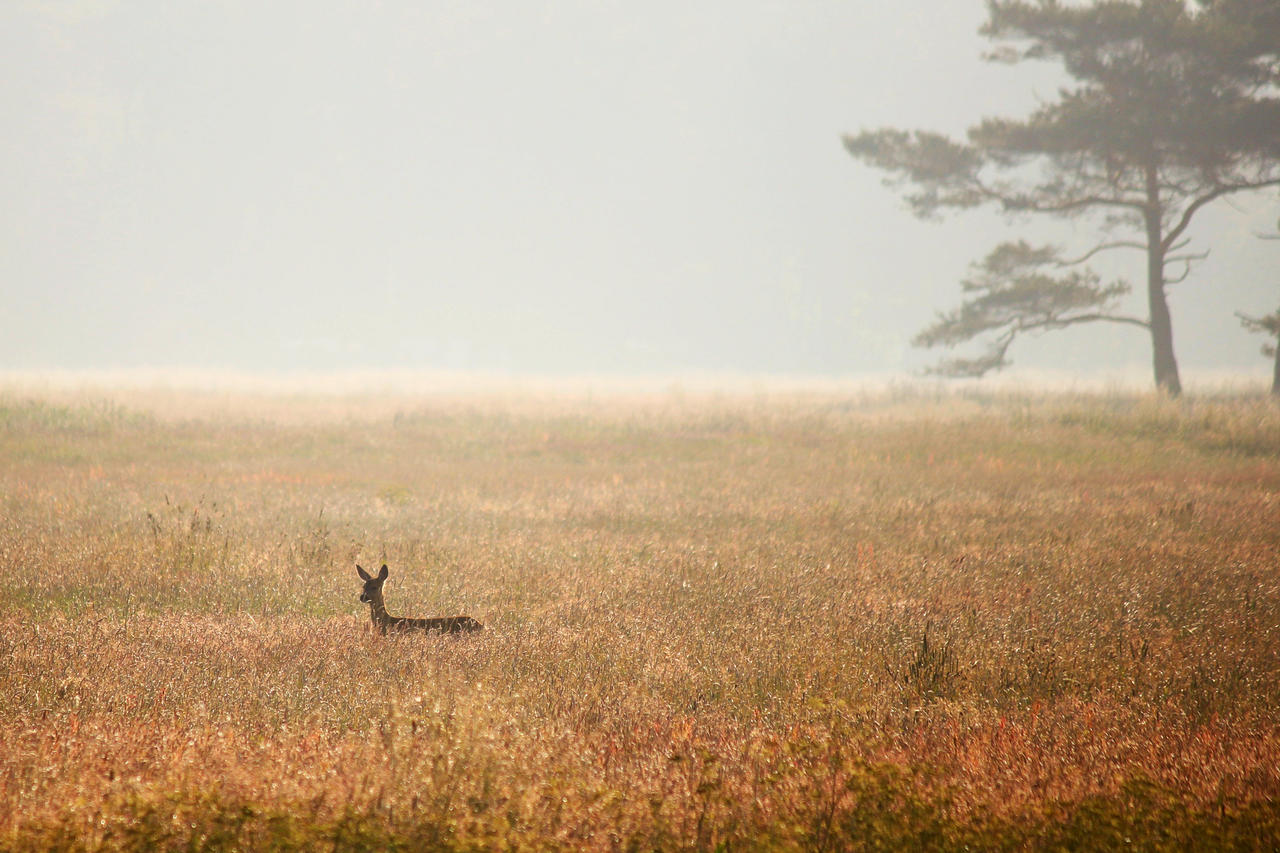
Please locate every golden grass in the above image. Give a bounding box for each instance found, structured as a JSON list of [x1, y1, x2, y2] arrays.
[[2, 387, 1279, 849]]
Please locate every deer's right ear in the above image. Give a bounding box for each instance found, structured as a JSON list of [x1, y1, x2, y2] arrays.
[[356, 565, 372, 582]]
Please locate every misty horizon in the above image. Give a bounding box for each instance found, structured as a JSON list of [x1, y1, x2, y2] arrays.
[[3, 1, 1277, 381]]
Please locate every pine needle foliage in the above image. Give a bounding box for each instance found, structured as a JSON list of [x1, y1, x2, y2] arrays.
[[844, 0, 1280, 394]]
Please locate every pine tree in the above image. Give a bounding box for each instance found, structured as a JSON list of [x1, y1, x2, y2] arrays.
[[845, 0, 1280, 394]]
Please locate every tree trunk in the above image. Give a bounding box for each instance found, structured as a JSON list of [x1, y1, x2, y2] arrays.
[[1272, 340, 1280, 397], [1145, 164, 1182, 396], [1146, 259, 1181, 396]]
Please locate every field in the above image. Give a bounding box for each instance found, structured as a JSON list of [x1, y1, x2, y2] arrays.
[[2, 383, 1279, 850]]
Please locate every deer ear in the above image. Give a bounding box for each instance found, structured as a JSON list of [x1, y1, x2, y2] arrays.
[[356, 565, 372, 582], [378, 564, 389, 581]]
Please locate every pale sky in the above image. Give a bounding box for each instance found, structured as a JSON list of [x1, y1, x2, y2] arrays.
[[2, 1, 1276, 380]]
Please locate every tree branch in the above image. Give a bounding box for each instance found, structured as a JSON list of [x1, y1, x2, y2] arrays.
[[991, 188, 1149, 215], [1166, 262, 1197, 285], [925, 310, 1149, 378], [914, 240, 1150, 377], [1164, 248, 1210, 265], [1024, 313, 1149, 331], [1057, 241, 1147, 265], [1163, 178, 1280, 252], [1237, 310, 1280, 336]]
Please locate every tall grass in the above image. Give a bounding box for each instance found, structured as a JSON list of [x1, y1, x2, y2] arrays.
[[2, 387, 1278, 849]]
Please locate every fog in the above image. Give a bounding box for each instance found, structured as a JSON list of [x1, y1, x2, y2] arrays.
[[2, 1, 1276, 384]]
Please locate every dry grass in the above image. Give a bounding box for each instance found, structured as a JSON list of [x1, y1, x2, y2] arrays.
[[2, 386, 1279, 850]]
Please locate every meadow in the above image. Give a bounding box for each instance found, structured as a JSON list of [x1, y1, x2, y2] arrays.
[[1, 383, 1278, 850]]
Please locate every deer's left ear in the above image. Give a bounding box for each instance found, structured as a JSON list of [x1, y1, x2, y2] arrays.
[[378, 564, 389, 581], [356, 565, 372, 582]]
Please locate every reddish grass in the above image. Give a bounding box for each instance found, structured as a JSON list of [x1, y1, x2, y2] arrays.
[[1, 387, 1278, 849]]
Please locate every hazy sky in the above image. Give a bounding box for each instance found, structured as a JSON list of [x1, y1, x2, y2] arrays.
[[2, 1, 1276, 380]]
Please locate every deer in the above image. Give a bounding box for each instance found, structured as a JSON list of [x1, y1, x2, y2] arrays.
[[356, 564, 483, 635]]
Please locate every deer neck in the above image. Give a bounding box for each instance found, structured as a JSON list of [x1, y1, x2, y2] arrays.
[[366, 593, 393, 626]]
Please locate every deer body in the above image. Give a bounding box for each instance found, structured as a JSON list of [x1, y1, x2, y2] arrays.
[[357, 564, 483, 635]]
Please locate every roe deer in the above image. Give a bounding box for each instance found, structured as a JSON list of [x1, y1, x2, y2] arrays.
[[357, 564, 483, 635]]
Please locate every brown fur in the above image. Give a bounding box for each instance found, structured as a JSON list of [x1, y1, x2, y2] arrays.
[[357, 564, 483, 635]]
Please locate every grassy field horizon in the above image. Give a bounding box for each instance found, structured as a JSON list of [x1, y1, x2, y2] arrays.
[[2, 384, 1278, 849]]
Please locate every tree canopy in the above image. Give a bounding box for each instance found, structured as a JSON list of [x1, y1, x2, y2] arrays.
[[844, 0, 1280, 394]]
